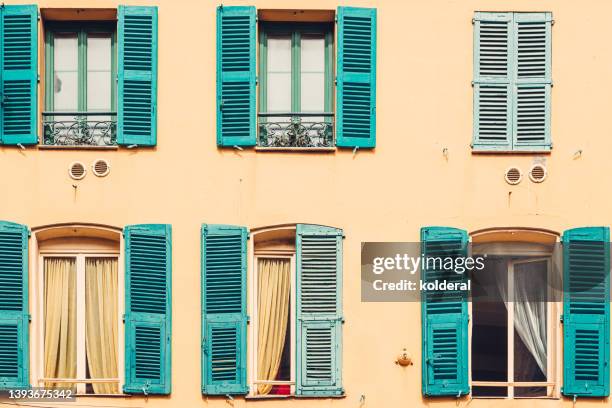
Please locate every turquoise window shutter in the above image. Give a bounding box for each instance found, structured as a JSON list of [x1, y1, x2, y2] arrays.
[[0, 5, 38, 146], [336, 7, 376, 148], [123, 224, 171, 395], [118, 6, 158, 147], [296, 224, 343, 396], [201, 224, 248, 395], [216, 6, 256, 147], [472, 12, 512, 151], [0, 221, 29, 389], [421, 227, 469, 397], [562, 227, 610, 397], [512, 13, 552, 151]]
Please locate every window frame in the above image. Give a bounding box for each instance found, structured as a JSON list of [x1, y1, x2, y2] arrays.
[[44, 21, 117, 114]]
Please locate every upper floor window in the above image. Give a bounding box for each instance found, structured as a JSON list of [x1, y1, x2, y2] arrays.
[[472, 12, 552, 152], [43, 22, 117, 147], [258, 23, 334, 148]]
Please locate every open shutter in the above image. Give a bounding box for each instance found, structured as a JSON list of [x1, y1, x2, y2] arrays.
[[336, 7, 376, 148], [0, 221, 29, 389], [216, 6, 256, 147], [201, 224, 248, 395], [118, 6, 158, 147], [0, 5, 38, 145], [296, 224, 343, 396], [421, 227, 469, 397], [512, 13, 552, 151], [562, 227, 610, 397], [124, 224, 171, 395], [472, 12, 512, 150]]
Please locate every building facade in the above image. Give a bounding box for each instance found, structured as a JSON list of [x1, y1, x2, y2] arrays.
[[0, 0, 610, 407]]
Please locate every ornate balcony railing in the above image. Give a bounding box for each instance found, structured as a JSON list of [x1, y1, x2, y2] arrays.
[[258, 112, 334, 148], [43, 112, 117, 147]]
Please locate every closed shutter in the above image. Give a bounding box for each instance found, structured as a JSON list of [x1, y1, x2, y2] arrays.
[[296, 224, 343, 396], [124, 224, 171, 395], [216, 6, 256, 147], [562, 227, 610, 397], [118, 6, 158, 147], [336, 7, 376, 148], [421, 227, 469, 397], [0, 221, 29, 389], [0, 5, 38, 146], [201, 224, 248, 395]]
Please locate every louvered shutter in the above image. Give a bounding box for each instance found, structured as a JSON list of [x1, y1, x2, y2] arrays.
[[201, 224, 248, 395], [0, 221, 29, 389], [336, 7, 376, 148], [512, 13, 552, 151], [118, 6, 158, 147], [562, 227, 610, 397], [296, 224, 343, 396], [473, 12, 512, 150], [421, 227, 469, 397], [216, 6, 256, 147], [124, 224, 171, 395], [0, 5, 38, 145]]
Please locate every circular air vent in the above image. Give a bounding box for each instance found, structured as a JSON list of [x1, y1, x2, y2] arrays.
[[92, 159, 110, 177], [68, 161, 86, 180], [504, 167, 522, 185], [529, 164, 547, 183]]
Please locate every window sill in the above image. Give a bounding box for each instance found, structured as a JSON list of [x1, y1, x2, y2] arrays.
[[75, 393, 132, 398], [255, 147, 336, 153], [245, 394, 346, 400], [38, 145, 119, 150]]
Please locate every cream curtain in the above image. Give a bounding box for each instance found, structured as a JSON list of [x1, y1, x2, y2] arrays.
[[257, 258, 291, 395], [85, 258, 119, 394], [44, 258, 77, 389]]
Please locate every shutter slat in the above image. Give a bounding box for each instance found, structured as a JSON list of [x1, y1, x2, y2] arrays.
[[118, 6, 158, 146], [216, 6, 256, 147], [421, 227, 469, 397], [124, 224, 171, 395], [562, 227, 610, 397], [201, 224, 247, 395], [296, 224, 343, 396], [336, 7, 376, 148], [0, 5, 37, 145]]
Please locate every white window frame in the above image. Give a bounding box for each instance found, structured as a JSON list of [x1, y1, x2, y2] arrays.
[[469, 255, 561, 398], [33, 247, 123, 395], [248, 250, 296, 396]]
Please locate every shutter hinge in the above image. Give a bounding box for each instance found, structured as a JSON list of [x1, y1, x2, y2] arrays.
[[559, 314, 563, 323], [38, 11, 41, 21], [122, 313, 126, 323], [27, 314, 31, 322], [471, 80, 474, 87], [255, 76, 258, 86], [335, 15, 338, 23], [472, 18, 475, 25], [247, 315, 250, 323], [334, 77, 337, 86], [37, 74, 40, 84], [551, 19, 555, 26]]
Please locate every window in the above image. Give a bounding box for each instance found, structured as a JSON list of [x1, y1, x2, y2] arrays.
[[472, 12, 552, 152], [258, 23, 334, 148], [43, 22, 117, 147]]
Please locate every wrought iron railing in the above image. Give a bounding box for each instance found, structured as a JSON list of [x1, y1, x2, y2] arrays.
[[258, 112, 334, 148], [43, 112, 117, 146]]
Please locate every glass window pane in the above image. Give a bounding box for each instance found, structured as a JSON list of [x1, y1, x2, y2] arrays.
[[300, 35, 325, 113], [266, 35, 291, 113], [87, 34, 112, 112], [53, 33, 78, 112]]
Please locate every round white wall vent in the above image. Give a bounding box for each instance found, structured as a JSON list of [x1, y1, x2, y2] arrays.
[[69, 162, 86, 180], [92, 159, 110, 177], [529, 164, 547, 183], [504, 167, 522, 185]]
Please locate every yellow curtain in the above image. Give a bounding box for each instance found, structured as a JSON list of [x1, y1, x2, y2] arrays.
[[44, 258, 77, 389], [85, 258, 119, 394], [257, 258, 291, 395]]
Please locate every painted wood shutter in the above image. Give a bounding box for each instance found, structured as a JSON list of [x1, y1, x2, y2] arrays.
[[216, 6, 256, 147], [336, 7, 376, 148], [118, 6, 158, 147], [201, 224, 248, 395], [473, 12, 551, 151], [562, 227, 610, 397], [296, 224, 343, 396], [421, 227, 469, 397], [0, 5, 38, 145], [124, 224, 171, 395], [0, 221, 29, 389]]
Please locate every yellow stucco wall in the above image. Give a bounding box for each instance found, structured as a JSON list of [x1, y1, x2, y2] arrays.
[[1, 0, 611, 406]]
